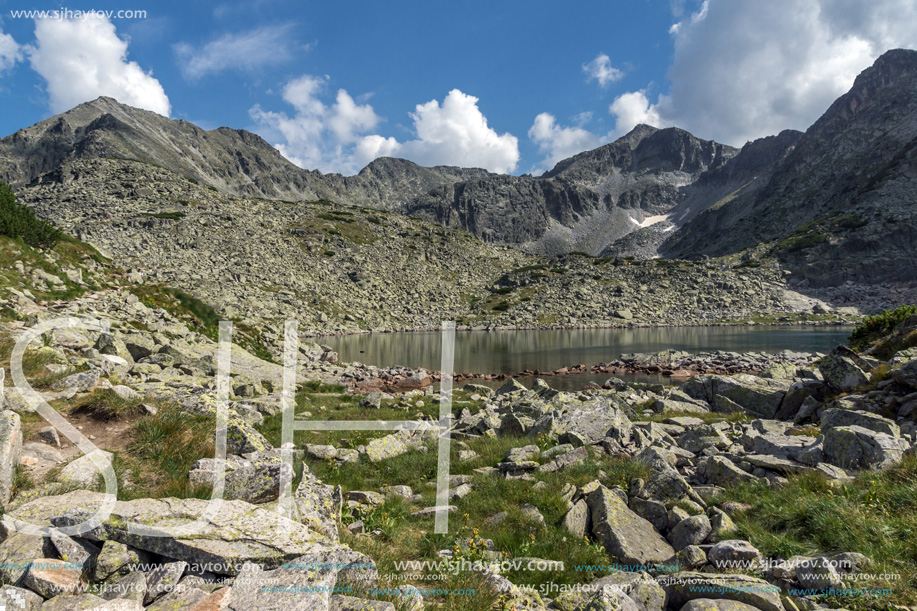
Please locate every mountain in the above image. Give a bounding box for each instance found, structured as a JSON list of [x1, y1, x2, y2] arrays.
[[3, 49, 917, 292], [0, 96, 489, 205], [662, 48, 917, 286], [405, 125, 738, 254]]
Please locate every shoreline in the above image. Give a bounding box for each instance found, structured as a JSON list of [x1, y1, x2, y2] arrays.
[[301, 318, 856, 338]]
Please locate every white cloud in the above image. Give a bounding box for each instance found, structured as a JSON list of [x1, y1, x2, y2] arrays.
[[608, 91, 668, 136], [613, 0, 917, 145], [252, 84, 519, 175], [250, 75, 381, 173], [0, 29, 21, 72], [583, 54, 624, 87], [28, 16, 170, 116], [528, 112, 602, 173], [174, 25, 298, 80]]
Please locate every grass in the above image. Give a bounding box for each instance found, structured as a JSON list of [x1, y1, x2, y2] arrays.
[[711, 455, 917, 607], [116, 401, 216, 500], [0, 335, 73, 390], [64, 387, 146, 420]]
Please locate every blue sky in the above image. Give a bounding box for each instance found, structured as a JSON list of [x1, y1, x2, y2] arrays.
[[1, 0, 916, 175]]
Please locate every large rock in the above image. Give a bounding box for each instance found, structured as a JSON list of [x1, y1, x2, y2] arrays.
[[697, 456, 757, 487], [577, 584, 641, 611], [680, 375, 790, 419], [93, 541, 153, 582], [0, 585, 43, 611], [364, 434, 409, 462], [545, 397, 633, 446], [680, 600, 764, 611], [820, 408, 900, 437], [58, 449, 114, 490], [0, 532, 53, 583], [21, 558, 83, 598], [890, 359, 917, 389], [227, 548, 376, 611], [818, 347, 870, 392], [667, 515, 711, 551], [586, 486, 675, 567], [659, 572, 784, 611], [224, 459, 293, 505], [7, 490, 347, 576], [554, 571, 666, 611], [822, 425, 907, 470], [0, 410, 22, 506], [293, 464, 343, 543]]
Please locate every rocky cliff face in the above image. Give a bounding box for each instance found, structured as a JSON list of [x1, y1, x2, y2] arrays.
[[662, 49, 917, 286]]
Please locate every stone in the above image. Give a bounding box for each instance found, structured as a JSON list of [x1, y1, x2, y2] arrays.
[[680, 600, 764, 611], [21, 558, 83, 598], [0, 533, 53, 584], [667, 515, 711, 551], [795, 557, 844, 589], [292, 465, 342, 544], [11, 490, 336, 576], [562, 500, 590, 538], [51, 370, 100, 393], [144, 561, 188, 604], [554, 571, 665, 611], [94, 541, 153, 582], [677, 545, 707, 569], [577, 584, 641, 611], [304, 444, 339, 461], [697, 456, 757, 487], [38, 426, 61, 447], [659, 572, 784, 611], [586, 486, 675, 567], [820, 408, 900, 437], [50, 530, 100, 576], [364, 434, 409, 462], [101, 572, 147, 602], [818, 347, 870, 392], [329, 596, 397, 610], [187, 587, 232, 611], [891, 359, 917, 389], [681, 374, 790, 419], [628, 498, 668, 535], [226, 418, 272, 455], [346, 491, 385, 506], [707, 540, 761, 569], [707, 508, 738, 543], [57, 449, 113, 490], [39, 593, 110, 610], [822, 425, 906, 470], [0, 410, 22, 506], [224, 460, 293, 504], [0, 585, 43, 611]]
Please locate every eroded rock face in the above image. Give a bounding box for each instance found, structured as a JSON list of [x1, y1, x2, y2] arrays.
[[0, 410, 22, 506], [822, 425, 907, 470], [681, 375, 790, 419], [8, 490, 345, 575]]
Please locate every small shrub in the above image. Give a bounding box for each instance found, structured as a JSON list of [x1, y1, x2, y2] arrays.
[[323, 250, 336, 257], [144, 211, 186, 220], [0, 181, 63, 248], [850, 304, 917, 350], [492, 301, 511, 312]]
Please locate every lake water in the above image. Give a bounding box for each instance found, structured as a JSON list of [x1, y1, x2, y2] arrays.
[[324, 326, 853, 391]]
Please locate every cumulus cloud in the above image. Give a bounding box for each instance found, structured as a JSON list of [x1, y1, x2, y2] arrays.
[[174, 25, 298, 80], [528, 112, 602, 173], [611, 0, 917, 145], [253, 84, 519, 175], [250, 75, 381, 173], [583, 53, 624, 87], [0, 29, 21, 72], [28, 16, 170, 116]]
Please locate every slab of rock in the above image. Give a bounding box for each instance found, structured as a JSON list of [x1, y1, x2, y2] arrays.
[[50, 530, 100, 576], [562, 500, 590, 538], [224, 460, 293, 505], [822, 425, 907, 470], [818, 347, 870, 392], [0, 532, 53, 583], [668, 515, 711, 551], [51, 370, 100, 393], [681, 375, 790, 419], [820, 408, 900, 437], [57, 449, 113, 490], [708, 540, 761, 568], [329, 596, 397, 610], [0, 410, 22, 506], [697, 456, 757, 487], [659, 572, 784, 611], [891, 359, 917, 389], [364, 434, 409, 462], [144, 561, 188, 604], [94, 541, 153, 582], [554, 570, 665, 611], [681, 600, 764, 611], [40, 593, 110, 610], [21, 558, 83, 598], [586, 486, 675, 567], [293, 464, 342, 543], [0, 585, 43, 610], [9, 490, 340, 576], [101, 572, 147, 602]]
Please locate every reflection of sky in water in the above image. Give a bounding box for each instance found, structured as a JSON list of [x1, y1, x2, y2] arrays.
[[323, 326, 853, 377]]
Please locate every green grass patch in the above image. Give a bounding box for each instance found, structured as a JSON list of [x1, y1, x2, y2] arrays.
[[0, 181, 63, 249], [711, 456, 917, 607], [849, 304, 917, 352]]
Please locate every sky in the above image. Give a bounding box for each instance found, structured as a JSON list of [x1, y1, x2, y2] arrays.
[[1, 0, 916, 176]]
